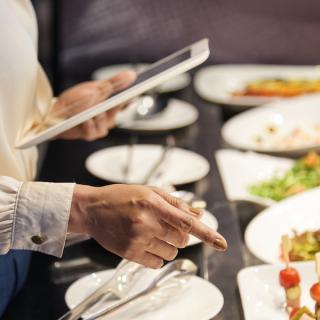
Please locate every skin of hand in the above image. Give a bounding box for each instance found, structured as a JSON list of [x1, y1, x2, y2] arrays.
[[53, 71, 136, 141], [68, 184, 228, 269]]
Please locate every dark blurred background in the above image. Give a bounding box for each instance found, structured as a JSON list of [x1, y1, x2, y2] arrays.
[[32, 0, 320, 94]]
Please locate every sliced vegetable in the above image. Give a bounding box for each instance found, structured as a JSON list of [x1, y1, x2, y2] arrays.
[[290, 307, 315, 320], [249, 152, 320, 202], [311, 283, 320, 304]]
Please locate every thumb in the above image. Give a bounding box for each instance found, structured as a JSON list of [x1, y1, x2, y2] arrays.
[[102, 70, 137, 94]]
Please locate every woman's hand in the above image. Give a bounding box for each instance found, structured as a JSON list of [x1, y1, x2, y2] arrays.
[[53, 71, 136, 141], [68, 184, 227, 269]]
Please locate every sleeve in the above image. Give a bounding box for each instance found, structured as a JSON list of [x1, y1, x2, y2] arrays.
[[0, 176, 75, 257]]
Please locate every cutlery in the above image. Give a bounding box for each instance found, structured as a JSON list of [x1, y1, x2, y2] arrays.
[[92, 259, 197, 319], [141, 135, 176, 185], [57, 259, 143, 320]]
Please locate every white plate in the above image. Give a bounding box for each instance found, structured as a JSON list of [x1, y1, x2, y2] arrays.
[[245, 187, 320, 264], [116, 99, 198, 132], [92, 64, 191, 93], [194, 64, 320, 108], [65, 268, 224, 320], [238, 262, 316, 320], [215, 149, 294, 207], [222, 94, 320, 156], [85, 145, 210, 185]]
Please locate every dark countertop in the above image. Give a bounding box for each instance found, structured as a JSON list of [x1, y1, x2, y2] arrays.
[[4, 86, 249, 320]]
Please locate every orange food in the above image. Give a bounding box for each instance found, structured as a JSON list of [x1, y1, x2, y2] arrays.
[[280, 268, 301, 288]]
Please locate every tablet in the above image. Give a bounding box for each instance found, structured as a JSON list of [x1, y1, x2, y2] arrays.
[[16, 38, 209, 149]]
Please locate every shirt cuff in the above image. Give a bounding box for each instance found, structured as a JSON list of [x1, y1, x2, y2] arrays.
[[12, 181, 75, 257]]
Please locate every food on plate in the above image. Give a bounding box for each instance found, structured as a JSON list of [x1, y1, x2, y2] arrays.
[[280, 236, 302, 313], [289, 307, 315, 320], [286, 230, 320, 262], [280, 267, 301, 311], [252, 124, 320, 150], [249, 152, 320, 201], [232, 78, 320, 98]]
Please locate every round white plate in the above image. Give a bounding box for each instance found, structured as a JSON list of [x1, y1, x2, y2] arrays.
[[92, 64, 191, 93], [85, 145, 210, 185], [65, 268, 224, 320], [222, 94, 320, 156], [238, 262, 316, 320], [245, 187, 320, 264], [194, 64, 320, 108], [116, 98, 198, 132]]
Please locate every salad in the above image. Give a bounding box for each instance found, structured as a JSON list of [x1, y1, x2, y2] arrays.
[[285, 230, 320, 262], [249, 152, 320, 201]]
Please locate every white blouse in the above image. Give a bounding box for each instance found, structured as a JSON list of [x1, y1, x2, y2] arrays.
[[0, 0, 74, 257]]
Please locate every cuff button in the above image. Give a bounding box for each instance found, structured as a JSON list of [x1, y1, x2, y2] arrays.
[[31, 235, 47, 245]]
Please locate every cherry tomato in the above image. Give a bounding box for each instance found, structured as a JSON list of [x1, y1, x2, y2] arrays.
[[289, 307, 300, 319], [279, 268, 301, 289], [310, 283, 320, 303]]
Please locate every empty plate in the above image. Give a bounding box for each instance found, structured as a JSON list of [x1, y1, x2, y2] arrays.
[[85, 145, 210, 185], [116, 99, 198, 132]]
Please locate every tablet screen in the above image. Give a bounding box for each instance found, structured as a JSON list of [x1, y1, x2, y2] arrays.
[[132, 51, 190, 85]]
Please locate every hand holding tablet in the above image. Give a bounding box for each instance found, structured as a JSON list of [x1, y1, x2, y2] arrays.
[[16, 39, 209, 149]]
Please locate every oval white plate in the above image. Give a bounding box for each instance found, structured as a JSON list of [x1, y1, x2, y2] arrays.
[[215, 149, 294, 207], [238, 262, 316, 320], [116, 98, 198, 132], [194, 64, 320, 108], [85, 145, 210, 185], [222, 94, 320, 156], [245, 187, 320, 264], [65, 268, 224, 320], [92, 63, 191, 93]]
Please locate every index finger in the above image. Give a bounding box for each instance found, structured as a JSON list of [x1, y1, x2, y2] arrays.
[[157, 198, 227, 251]]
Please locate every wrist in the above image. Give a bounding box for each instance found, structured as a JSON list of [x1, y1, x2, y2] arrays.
[[68, 184, 97, 234]]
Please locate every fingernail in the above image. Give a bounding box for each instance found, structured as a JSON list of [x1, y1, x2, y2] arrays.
[[190, 207, 203, 215], [213, 237, 228, 251]]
